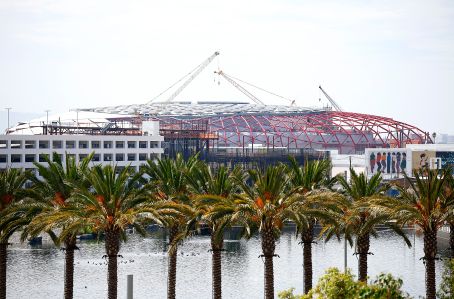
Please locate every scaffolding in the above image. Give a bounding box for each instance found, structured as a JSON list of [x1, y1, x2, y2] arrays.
[[160, 118, 219, 159], [41, 117, 143, 136]]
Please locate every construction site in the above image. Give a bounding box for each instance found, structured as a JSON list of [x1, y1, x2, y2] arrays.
[[8, 51, 432, 168]]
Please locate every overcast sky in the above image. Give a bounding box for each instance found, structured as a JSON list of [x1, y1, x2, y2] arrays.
[[0, 0, 453, 134]]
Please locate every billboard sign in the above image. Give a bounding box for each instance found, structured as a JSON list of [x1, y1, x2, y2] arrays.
[[435, 151, 454, 172], [365, 148, 411, 179]]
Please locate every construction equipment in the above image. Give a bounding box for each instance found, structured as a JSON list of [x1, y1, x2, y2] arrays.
[[148, 51, 219, 104], [214, 70, 265, 105], [319, 85, 343, 112]]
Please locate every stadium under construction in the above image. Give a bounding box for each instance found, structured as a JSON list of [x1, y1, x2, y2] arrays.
[[6, 51, 433, 169]]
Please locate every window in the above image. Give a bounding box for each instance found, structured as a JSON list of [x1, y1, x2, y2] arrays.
[[115, 141, 124, 148], [39, 154, 49, 162], [91, 141, 100, 149], [11, 140, 22, 149], [11, 154, 21, 163], [104, 141, 113, 149], [104, 154, 113, 162], [149, 153, 159, 160], [66, 140, 76, 149], [115, 153, 124, 161], [25, 140, 36, 149], [25, 154, 35, 163], [127, 141, 136, 149], [139, 153, 147, 161], [0, 140, 7, 149], [39, 140, 49, 149], [127, 153, 136, 161], [0, 155, 7, 163], [79, 141, 89, 149], [150, 141, 159, 148], [52, 140, 63, 149], [139, 141, 147, 149], [93, 154, 100, 162], [79, 154, 88, 160]]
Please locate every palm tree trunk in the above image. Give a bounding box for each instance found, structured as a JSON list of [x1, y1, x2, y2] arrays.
[[450, 222, 454, 251], [105, 229, 120, 299], [211, 234, 224, 299], [64, 237, 77, 299], [423, 229, 437, 299], [261, 228, 276, 299], [167, 225, 179, 299], [357, 233, 370, 282], [0, 243, 7, 299], [301, 221, 314, 293]]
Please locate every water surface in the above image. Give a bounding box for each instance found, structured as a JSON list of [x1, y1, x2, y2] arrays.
[[6, 229, 445, 298]]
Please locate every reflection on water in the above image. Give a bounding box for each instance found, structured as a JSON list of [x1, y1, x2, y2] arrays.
[[6, 229, 445, 298]]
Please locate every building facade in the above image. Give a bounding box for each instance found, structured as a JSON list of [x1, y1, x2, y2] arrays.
[[0, 134, 164, 174]]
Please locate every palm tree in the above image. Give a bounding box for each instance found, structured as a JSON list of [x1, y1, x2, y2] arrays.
[[62, 164, 157, 299], [232, 164, 299, 299], [374, 168, 454, 299], [17, 153, 93, 299], [0, 168, 28, 299], [186, 163, 237, 299], [143, 154, 198, 299], [286, 157, 332, 293], [332, 168, 410, 282]]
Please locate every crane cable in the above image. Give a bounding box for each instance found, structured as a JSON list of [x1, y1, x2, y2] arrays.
[[222, 72, 296, 106], [147, 59, 208, 104]]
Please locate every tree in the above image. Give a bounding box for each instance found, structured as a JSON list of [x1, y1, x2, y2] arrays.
[[328, 169, 410, 283], [0, 168, 28, 299], [232, 164, 299, 299], [373, 168, 454, 299], [286, 157, 333, 293], [143, 154, 198, 299], [186, 163, 238, 299], [60, 164, 157, 299], [16, 153, 93, 299]]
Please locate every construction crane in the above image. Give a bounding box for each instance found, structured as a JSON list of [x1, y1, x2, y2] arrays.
[[319, 85, 343, 112], [148, 51, 219, 104], [214, 70, 265, 105]]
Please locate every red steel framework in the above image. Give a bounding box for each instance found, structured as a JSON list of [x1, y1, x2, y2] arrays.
[[156, 111, 431, 154]]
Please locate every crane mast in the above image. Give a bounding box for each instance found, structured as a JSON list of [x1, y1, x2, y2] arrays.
[[148, 51, 219, 104], [319, 85, 343, 112], [214, 70, 265, 105]]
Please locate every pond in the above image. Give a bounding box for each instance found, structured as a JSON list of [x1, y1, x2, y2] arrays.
[[5, 228, 447, 298]]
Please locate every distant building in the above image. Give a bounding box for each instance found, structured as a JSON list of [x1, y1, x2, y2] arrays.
[[0, 111, 164, 174]]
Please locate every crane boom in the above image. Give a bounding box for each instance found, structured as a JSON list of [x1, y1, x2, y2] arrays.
[[215, 70, 265, 105], [148, 51, 219, 104], [319, 85, 343, 112]]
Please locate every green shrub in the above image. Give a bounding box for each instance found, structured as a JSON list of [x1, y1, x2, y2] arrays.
[[438, 258, 454, 299], [277, 288, 304, 299], [279, 268, 411, 299]]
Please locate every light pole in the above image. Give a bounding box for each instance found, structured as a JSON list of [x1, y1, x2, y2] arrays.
[[5, 107, 11, 133], [69, 108, 80, 134], [45, 110, 50, 125], [343, 155, 352, 273]]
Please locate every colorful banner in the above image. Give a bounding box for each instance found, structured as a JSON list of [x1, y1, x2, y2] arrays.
[[365, 148, 411, 178], [411, 151, 436, 171]]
